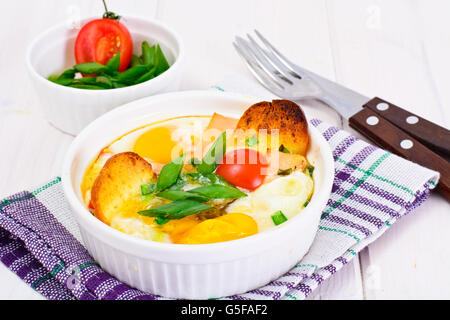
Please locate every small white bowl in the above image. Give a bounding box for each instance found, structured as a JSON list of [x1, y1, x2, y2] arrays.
[[62, 91, 334, 299], [26, 16, 184, 135]]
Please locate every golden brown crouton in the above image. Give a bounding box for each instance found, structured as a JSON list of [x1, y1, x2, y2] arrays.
[[91, 152, 157, 225], [236, 100, 309, 155]]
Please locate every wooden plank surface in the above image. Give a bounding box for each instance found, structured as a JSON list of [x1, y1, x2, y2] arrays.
[[0, 0, 448, 300], [326, 0, 450, 299]]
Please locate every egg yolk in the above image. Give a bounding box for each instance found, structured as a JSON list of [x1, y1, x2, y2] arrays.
[[134, 126, 179, 164], [160, 215, 201, 243], [177, 213, 258, 244]]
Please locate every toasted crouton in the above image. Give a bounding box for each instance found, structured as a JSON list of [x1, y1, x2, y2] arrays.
[[91, 152, 156, 225], [236, 100, 309, 155]]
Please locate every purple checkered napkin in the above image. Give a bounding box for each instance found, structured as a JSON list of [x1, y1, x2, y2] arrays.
[[0, 119, 438, 300]]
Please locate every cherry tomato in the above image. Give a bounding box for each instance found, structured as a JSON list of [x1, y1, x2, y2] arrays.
[[75, 19, 133, 72], [216, 149, 268, 191]]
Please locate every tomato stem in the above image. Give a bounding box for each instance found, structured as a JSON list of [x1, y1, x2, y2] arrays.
[[102, 0, 121, 20]]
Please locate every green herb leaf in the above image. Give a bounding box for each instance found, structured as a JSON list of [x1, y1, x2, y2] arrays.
[[277, 168, 293, 176], [141, 41, 156, 66], [67, 84, 105, 90], [53, 78, 75, 86], [95, 76, 113, 88], [189, 157, 201, 167], [188, 184, 247, 199], [246, 135, 259, 147], [74, 76, 111, 89], [167, 175, 189, 191], [57, 69, 77, 80], [140, 193, 156, 202], [157, 190, 210, 202], [138, 200, 212, 220], [155, 216, 170, 225], [135, 67, 156, 84], [141, 183, 156, 195], [154, 44, 170, 75], [74, 62, 109, 75], [48, 69, 76, 85], [186, 172, 232, 187], [279, 144, 290, 154], [197, 132, 226, 174], [271, 210, 288, 226], [156, 154, 186, 192], [130, 54, 143, 67], [116, 65, 151, 83], [306, 164, 315, 177], [105, 52, 121, 73], [48, 74, 60, 82], [112, 82, 127, 89]]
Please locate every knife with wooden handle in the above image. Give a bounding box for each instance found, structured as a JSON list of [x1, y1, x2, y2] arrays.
[[349, 105, 450, 199], [362, 97, 450, 156], [235, 31, 450, 200], [284, 63, 450, 200]]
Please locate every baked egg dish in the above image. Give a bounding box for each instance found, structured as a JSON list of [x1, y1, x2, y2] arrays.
[[81, 100, 314, 244]]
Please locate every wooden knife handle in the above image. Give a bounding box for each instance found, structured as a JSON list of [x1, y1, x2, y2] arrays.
[[349, 107, 450, 200], [364, 97, 450, 156]]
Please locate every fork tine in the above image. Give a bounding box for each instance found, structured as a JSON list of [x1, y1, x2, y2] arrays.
[[254, 30, 307, 79], [235, 37, 286, 88], [233, 41, 286, 97], [245, 34, 295, 85], [233, 37, 284, 93]]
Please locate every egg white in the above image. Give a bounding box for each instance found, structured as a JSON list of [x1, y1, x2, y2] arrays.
[[225, 171, 314, 232], [108, 117, 210, 155]]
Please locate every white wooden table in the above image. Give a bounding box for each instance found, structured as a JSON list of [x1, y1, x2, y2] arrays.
[[0, 0, 449, 300]]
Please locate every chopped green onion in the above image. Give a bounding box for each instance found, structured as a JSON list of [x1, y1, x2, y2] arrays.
[[279, 144, 290, 154], [306, 165, 315, 177], [246, 135, 259, 147], [156, 154, 186, 192], [277, 168, 293, 176], [197, 132, 226, 174], [138, 200, 212, 220], [48, 41, 171, 90], [105, 52, 121, 73], [141, 183, 156, 195], [74, 62, 109, 75], [186, 172, 232, 187], [157, 190, 210, 202], [188, 184, 247, 199], [140, 193, 156, 202], [155, 216, 170, 226], [189, 157, 201, 167], [271, 210, 288, 226]]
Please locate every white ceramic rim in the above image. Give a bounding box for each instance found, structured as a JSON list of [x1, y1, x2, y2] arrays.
[[62, 90, 334, 256], [25, 15, 185, 95]]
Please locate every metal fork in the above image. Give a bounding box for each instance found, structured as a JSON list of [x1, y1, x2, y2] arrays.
[[233, 30, 368, 119], [234, 30, 450, 200]]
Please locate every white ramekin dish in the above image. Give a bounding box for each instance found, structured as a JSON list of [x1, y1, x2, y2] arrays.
[[62, 91, 334, 299], [26, 16, 184, 135]]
